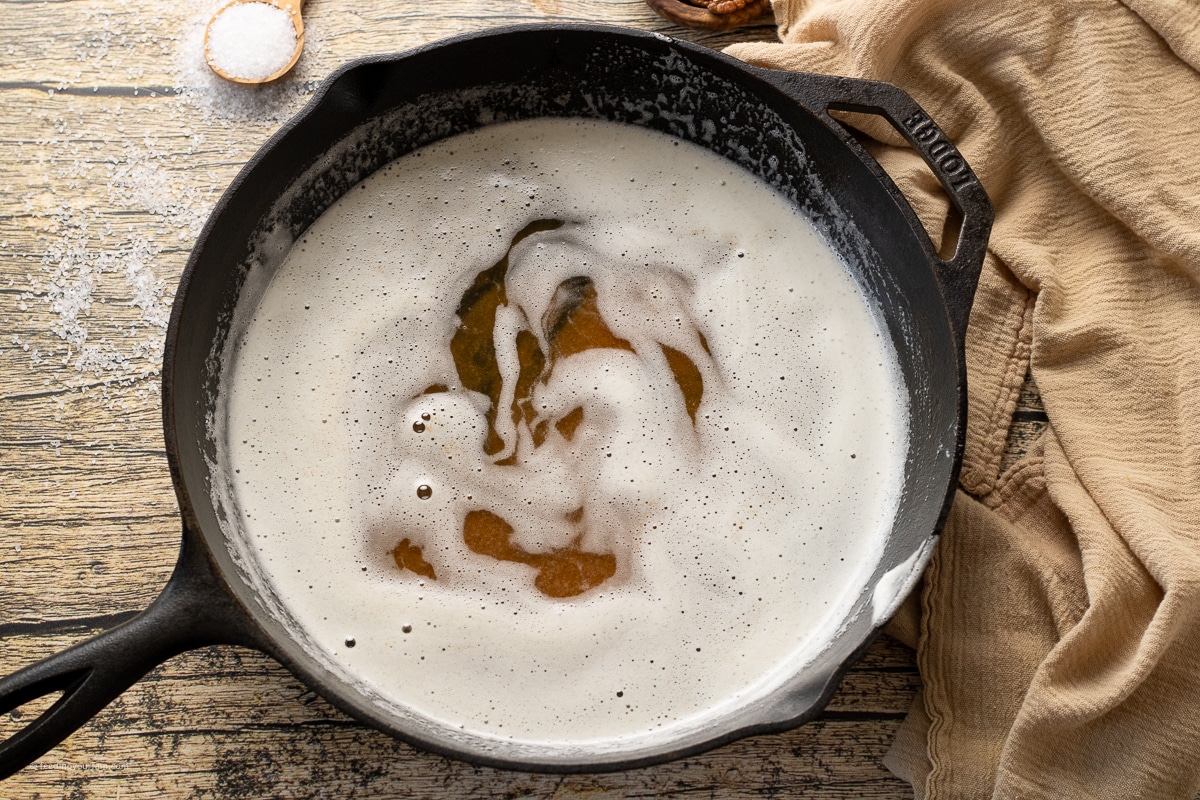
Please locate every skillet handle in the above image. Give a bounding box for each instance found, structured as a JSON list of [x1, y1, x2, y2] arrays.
[[746, 68, 993, 346], [0, 534, 262, 780]]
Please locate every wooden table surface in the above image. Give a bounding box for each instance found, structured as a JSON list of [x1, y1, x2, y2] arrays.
[[0, 1, 1045, 797]]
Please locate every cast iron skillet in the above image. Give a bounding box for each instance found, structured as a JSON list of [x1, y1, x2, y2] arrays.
[[0, 23, 991, 778]]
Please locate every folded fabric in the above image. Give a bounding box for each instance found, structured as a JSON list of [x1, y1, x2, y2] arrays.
[[726, 1, 1200, 797]]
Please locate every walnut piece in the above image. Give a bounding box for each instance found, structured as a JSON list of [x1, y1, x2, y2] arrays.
[[645, 0, 771, 30]]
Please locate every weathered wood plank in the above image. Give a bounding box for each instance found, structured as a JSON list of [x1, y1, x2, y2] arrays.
[[0, 635, 916, 799], [0, 0, 775, 88], [999, 369, 1046, 475]]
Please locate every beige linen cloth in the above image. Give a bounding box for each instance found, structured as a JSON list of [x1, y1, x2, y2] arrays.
[[725, 0, 1200, 797]]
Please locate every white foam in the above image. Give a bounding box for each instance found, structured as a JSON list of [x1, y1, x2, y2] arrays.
[[214, 118, 909, 748]]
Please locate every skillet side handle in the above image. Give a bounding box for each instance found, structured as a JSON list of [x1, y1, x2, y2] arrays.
[[747, 68, 994, 346], [0, 533, 264, 781]]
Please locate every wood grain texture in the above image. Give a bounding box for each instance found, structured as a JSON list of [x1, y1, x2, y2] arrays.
[[0, 0, 1039, 796]]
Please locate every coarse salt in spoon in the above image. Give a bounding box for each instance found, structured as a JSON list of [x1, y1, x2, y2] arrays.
[[205, 0, 305, 85]]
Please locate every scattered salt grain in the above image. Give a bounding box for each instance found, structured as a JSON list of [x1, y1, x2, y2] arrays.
[[11, 0, 324, 411], [206, 2, 298, 81]]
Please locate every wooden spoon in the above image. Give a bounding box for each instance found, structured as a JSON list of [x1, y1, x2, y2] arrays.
[[204, 0, 306, 85]]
